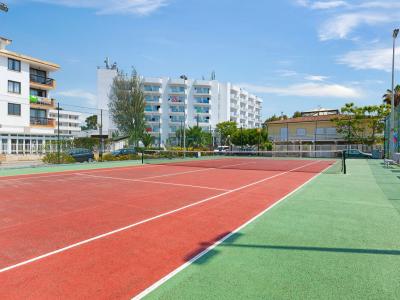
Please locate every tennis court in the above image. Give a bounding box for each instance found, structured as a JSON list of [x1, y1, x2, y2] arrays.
[[0, 152, 341, 298]]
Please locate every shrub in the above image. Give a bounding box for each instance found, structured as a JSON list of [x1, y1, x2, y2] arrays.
[[101, 153, 141, 162], [42, 153, 76, 164]]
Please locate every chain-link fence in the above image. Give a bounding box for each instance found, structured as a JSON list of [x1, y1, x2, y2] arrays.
[[384, 105, 400, 158]]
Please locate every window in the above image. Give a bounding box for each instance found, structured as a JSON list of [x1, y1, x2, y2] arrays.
[[8, 103, 21, 116], [8, 81, 21, 94], [315, 128, 325, 135], [170, 86, 185, 93], [8, 58, 21, 72], [326, 127, 337, 135], [143, 85, 160, 92], [30, 88, 47, 97], [296, 128, 306, 136], [194, 87, 210, 94]]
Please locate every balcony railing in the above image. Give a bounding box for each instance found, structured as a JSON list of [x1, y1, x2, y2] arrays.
[[30, 74, 55, 87], [30, 117, 55, 127], [29, 96, 56, 108], [269, 134, 343, 142]]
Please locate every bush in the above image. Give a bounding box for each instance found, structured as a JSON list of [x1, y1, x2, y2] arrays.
[[101, 153, 141, 162], [42, 153, 76, 164]]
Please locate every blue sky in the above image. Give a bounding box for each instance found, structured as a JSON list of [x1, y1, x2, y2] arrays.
[[2, 0, 400, 118]]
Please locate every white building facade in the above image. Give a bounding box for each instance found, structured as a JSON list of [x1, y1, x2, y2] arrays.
[[0, 37, 81, 155], [48, 109, 82, 137], [97, 66, 263, 146]]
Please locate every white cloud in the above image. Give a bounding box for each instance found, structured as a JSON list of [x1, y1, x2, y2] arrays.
[[238, 82, 361, 98], [276, 69, 298, 77], [295, 0, 348, 9], [304, 75, 329, 81], [34, 0, 168, 15], [296, 1, 400, 41], [338, 47, 400, 71], [56, 90, 97, 107], [311, 1, 348, 10], [318, 12, 387, 41]]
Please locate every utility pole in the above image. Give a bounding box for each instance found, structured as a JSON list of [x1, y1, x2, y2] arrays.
[[57, 102, 60, 164], [181, 76, 187, 157], [159, 116, 161, 149], [99, 109, 103, 161], [240, 126, 243, 151]]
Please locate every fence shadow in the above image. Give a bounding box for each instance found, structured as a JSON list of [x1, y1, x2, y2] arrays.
[[184, 232, 243, 265], [183, 231, 400, 267], [219, 244, 400, 256]]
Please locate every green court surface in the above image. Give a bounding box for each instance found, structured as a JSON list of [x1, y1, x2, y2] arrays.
[[146, 160, 400, 299], [0, 160, 142, 177]]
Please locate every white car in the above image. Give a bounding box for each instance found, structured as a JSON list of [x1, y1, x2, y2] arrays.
[[214, 146, 230, 153]]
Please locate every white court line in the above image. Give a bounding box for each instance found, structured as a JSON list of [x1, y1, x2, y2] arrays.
[[125, 161, 257, 181], [132, 161, 333, 300], [0, 160, 322, 274], [76, 173, 230, 192]]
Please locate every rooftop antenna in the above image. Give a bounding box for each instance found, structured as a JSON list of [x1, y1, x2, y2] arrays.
[[211, 71, 216, 80], [104, 57, 110, 69]]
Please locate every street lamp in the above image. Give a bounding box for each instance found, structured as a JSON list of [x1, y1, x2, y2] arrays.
[[0, 2, 8, 12], [390, 28, 399, 158]]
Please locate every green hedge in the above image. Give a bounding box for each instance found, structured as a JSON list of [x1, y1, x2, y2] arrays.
[[42, 153, 76, 164], [101, 153, 141, 162]]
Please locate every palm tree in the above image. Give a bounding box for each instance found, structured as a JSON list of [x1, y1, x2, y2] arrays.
[[383, 85, 400, 107]]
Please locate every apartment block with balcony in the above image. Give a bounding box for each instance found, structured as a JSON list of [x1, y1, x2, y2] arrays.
[[0, 36, 61, 155], [97, 64, 263, 146]]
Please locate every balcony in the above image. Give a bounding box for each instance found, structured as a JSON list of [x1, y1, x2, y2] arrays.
[[269, 134, 343, 143], [194, 109, 211, 115], [193, 97, 211, 106], [144, 96, 161, 104], [169, 108, 185, 115], [169, 117, 185, 124], [30, 117, 55, 127], [144, 77, 162, 84], [168, 96, 186, 105], [30, 74, 56, 89], [169, 78, 186, 86], [193, 87, 211, 95], [29, 96, 56, 109]]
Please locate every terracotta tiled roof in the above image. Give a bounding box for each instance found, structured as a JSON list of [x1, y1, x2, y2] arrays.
[[266, 114, 342, 124]]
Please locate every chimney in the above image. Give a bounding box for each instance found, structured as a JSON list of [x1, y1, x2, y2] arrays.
[[0, 37, 11, 50]]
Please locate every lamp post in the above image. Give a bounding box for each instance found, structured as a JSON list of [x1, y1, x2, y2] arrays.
[[180, 75, 187, 157], [0, 2, 8, 12], [390, 28, 399, 158]]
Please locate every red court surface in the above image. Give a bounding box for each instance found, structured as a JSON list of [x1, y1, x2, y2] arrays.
[[0, 159, 334, 299]]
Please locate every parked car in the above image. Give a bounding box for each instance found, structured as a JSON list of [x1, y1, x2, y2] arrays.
[[111, 148, 137, 157], [345, 149, 372, 159], [213, 146, 230, 153], [67, 148, 94, 162]]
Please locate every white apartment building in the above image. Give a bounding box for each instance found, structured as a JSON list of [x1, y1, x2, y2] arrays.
[[0, 36, 80, 155], [48, 109, 82, 137], [97, 64, 263, 146]]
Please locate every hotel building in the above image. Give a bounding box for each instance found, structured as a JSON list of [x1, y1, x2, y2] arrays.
[[97, 64, 263, 146]]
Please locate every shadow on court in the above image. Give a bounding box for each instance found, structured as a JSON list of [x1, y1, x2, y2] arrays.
[[185, 230, 400, 266]]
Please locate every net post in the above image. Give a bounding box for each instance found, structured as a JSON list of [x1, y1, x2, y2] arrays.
[[141, 150, 144, 164], [342, 150, 346, 174]]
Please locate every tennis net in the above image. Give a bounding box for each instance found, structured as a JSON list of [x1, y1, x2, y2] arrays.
[[141, 150, 346, 174]]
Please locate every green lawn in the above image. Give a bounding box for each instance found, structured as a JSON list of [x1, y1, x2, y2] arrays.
[[146, 160, 400, 299]]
